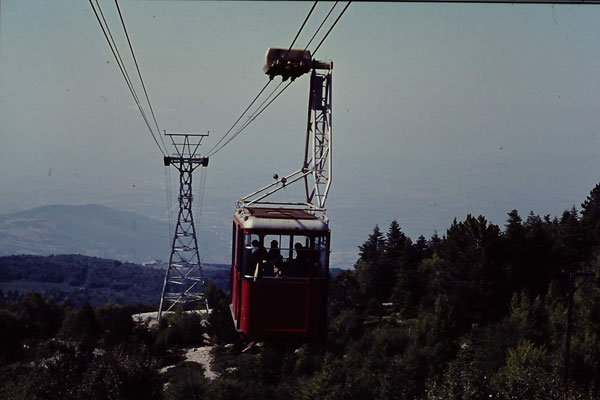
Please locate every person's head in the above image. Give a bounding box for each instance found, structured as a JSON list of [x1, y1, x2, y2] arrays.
[[295, 243, 303, 250], [270, 240, 278, 248], [252, 240, 260, 247]]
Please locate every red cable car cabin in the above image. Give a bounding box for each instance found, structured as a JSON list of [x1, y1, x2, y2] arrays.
[[230, 207, 330, 340]]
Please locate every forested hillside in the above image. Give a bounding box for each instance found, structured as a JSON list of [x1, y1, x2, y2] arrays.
[[0, 254, 230, 307], [3, 184, 600, 399]]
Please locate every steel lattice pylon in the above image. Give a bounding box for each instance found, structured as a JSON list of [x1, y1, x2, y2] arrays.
[[158, 133, 209, 321]]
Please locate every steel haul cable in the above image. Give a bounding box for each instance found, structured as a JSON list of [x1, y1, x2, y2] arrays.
[[115, 0, 168, 154], [304, 2, 338, 52], [205, 1, 320, 158], [207, 81, 283, 157], [89, 0, 166, 156], [205, 2, 350, 159], [283, 1, 318, 61], [204, 80, 272, 157], [312, 1, 351, 57], [208, 81, 292, 157]]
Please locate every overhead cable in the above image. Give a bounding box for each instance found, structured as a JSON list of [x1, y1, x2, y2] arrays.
[[115, 0, 168, 154], [89, 0, 166, 156], [283, 1, 318, 61], [206, 2, 318, 158], [304, 2, 338, 51], [312, 1, 351, 57], [208, 81, 292, 157], [216, 2, 348, 153], [206, 81, 282, 157], [204, 80, 272, 157]]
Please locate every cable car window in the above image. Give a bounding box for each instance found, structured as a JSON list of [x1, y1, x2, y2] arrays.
[[242, 233, 263, 277], [263, 234, 288, 278], [313, 235, 328, 278], [288, 235, 311, 278]]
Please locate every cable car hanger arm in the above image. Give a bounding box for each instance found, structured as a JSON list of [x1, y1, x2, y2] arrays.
[[238, 49, 333, 212]]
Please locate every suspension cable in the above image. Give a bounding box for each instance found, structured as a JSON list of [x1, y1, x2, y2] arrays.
[[283, 1, 318, 61], [204, 80, 271, 157], [304, 2, 338, 51], [209, 2, 349, 157], [311, 1, 351, 57], [209, 81, 293, 157], [207, 81, 282, 157], [115, 0, 168, 154], [205, 2, 319, 158], [221, 80, 283, 145], [89, 0, 166, 156]]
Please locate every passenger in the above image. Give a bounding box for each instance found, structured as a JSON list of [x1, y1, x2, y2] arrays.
[[290, 242, 308, 277], [250, 239, 267, 280], [267, 240, 283, 277]]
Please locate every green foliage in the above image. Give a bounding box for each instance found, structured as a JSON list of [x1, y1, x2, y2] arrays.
[[0, 309, 23, 364], [0, 254, 231, 308], [328, 269, 360, 318], [4, 182, 600, 399], [205, 283, 238, 345], [153, 308, 206, 352], [162, 361, 206, 400], [59, 302, 101, 349], [300, 354, 354, 400], [95, 303, 135, 346], [15, 292, 63, 340], [582, 182, 600, 244], [358, 225, 385, 263], [328, 309, 364, 353]]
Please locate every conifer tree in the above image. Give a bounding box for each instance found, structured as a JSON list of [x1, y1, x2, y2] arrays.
[[356, 225, 387, 312], [358, 225, 384, 263], [581, 182, 600, 245], [384, 220, 408, 262]]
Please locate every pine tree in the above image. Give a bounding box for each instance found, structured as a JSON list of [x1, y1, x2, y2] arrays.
[[505, 209, 525, 242], [581, 182, 600, 245], [581, 183, 600, 226], [413, 235, 431, 260], [384, 220, 408, 262], [358, 225, 385, 263], [356, 225, 387, 312]]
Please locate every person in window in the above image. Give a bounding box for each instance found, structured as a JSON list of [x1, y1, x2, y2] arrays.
[[267, 240, 283, 277], [250, 239, 267, 280], [289, 242, 308, 277]]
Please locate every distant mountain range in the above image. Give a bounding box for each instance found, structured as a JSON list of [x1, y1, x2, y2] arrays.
[[0, 204, 223, 264]]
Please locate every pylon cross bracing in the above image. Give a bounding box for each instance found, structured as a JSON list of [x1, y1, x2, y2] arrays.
[[158, 133, 209, 321]]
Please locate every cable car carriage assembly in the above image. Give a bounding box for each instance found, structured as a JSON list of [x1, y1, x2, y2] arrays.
[[230, 48, 333, 340]]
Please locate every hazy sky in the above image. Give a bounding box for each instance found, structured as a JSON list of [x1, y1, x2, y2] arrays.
[[2, 1, 600, 266]]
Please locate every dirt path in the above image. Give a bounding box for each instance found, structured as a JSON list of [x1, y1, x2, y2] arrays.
[[185, 346, 219, 380], [132, 311, 218, 380]]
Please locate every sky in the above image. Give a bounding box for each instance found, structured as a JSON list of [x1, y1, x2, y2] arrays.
[[1, 1, 600, 267]]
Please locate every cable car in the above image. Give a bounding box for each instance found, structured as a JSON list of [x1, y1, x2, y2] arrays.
[[230, 207, 330, 339], [229, 49, 333, 340]]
